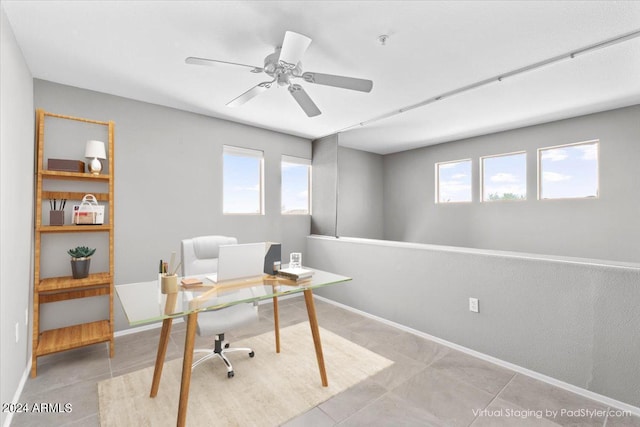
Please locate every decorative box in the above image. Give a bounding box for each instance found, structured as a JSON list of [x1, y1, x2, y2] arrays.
[[47, 158, 85, 173]]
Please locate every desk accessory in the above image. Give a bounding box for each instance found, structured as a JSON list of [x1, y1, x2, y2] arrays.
[[277, 267, 314, 281], [72, 194, 104, 225], [289, 252, 302, 269], [47, 158, 85, 173], [161, 274, 178, 294], [49, 198, 67, 225], [181, 277, 204, 288], [264, 242, 281, 275]]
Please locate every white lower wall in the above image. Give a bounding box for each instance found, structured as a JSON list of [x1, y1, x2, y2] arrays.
[[306, 235, 640, 409]]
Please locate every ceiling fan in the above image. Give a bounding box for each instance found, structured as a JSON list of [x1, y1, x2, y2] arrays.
[[185, 31, 373, 117]]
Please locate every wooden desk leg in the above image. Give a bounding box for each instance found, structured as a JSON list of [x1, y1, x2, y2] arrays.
[[177, 312, 198, 427], [303, 289, 328, 387], [150, 317, 173, 397], [273, 296, 280, 353]]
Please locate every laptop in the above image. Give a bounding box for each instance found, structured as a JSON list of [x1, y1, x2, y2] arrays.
[[206, 242, 265, 283]]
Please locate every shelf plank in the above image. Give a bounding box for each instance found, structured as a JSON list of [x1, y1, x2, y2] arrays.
[[42, 191, 110, 202], [35, 320, 112, 356], [40, 170, 111, 182], [38, 272, 112, 293], [38, 224, 111, 233], [40, 287, 110, 303], [43, 111, 111, 126]]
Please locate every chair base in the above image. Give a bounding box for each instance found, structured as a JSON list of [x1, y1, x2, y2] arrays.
[[192, 333, 255, 378]]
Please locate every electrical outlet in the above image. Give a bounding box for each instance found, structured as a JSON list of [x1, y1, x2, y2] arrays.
[[469, 297, 479, 313], [15, 322, 19, 343]]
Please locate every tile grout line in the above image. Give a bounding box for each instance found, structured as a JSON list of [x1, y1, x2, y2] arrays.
[[466, 371, 518, 427]]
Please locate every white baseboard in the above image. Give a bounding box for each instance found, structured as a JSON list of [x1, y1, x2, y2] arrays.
[[3, 358, 32, 427], [313, 295, 640, 417]]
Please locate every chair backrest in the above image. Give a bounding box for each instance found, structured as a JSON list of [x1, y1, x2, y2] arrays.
[[181, 235, 238, 276]]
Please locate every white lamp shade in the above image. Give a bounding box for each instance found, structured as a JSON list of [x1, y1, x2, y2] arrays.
[[85, 140, 106, 159]]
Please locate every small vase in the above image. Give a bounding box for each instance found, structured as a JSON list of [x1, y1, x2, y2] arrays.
[[71, 258, 91, 279]]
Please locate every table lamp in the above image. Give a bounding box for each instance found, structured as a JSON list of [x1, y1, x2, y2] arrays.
[[85, 140, 106, 175]]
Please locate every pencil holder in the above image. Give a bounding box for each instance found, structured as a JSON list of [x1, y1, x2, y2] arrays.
[[161, 274, 178, 294], [50, 210, 64, 226]]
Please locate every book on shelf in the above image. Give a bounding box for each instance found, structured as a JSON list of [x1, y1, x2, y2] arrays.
[[277, 267, 314, 281]]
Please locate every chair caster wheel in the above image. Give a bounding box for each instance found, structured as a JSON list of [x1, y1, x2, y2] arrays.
[[224, 343, 230, 349], [249, 351, 255, 358], [227, 371, 234, 378]]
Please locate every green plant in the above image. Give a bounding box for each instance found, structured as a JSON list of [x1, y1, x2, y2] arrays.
[[67, 246, 96, 259]]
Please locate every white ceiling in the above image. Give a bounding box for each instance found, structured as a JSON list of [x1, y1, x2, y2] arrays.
[[3, 1, 640, 154]]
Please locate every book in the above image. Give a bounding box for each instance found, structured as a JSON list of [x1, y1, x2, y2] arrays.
[[181, 277, 203, 288], [277, 267, 314, 281]]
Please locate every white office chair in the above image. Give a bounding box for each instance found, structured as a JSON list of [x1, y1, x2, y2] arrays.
[[181, 236, 258, 378]]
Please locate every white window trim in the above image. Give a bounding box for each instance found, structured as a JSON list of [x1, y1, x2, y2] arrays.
[[480, 151, 527, 203], [281, 155, 312, 215], [435, 158, 473, 204], [223, 145, 265, 215], [537, 139, 600, 201]]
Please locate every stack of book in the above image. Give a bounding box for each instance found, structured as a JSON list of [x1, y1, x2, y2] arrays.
[[277, 267, 314, 282], [180, 277, 203, 288]]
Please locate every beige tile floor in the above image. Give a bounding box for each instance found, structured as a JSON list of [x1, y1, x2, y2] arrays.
[[11, 296, 640, 427]]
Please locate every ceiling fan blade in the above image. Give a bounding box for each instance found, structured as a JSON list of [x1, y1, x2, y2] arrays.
[[302, 72, 373, 93], [185, 57, 263, 73], [288, 84, 321, 117], [278, 31, 312, 68], [227, 81, 273, 107]]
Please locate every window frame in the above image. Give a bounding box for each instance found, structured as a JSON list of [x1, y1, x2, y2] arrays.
[[281, 155, 312, 215], [537, 139, 599, 201], [222, 145, 265, 215], [480, 151, 527, 203], [435, 158, 473, 204]]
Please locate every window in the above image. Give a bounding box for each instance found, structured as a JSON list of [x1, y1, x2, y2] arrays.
[[436, 159, 472, 203], [281, 155, 311, 214], [481, 152, 526, 202], [223, 145, 264, 214], [538, 140, 599, 199]]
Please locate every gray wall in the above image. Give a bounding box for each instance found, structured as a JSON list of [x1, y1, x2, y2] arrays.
[[310, 134, 338, 236], [34, 80, 312, 332], [337, 147, 384, 240], [307, 236, 640, 409], [1, 7, 35, 425], [383, 105, 640, 263]]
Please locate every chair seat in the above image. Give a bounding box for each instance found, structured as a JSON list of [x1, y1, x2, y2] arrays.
[[197, 303, 258, 336]]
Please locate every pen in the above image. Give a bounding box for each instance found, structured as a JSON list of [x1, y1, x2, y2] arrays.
[[169, 252, 176, 276], [171, 261, 182, 276]]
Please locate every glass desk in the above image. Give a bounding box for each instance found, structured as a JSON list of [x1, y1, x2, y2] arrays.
[[116, 268, 351, 427]]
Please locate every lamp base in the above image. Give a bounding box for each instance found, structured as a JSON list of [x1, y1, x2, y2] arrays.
[[88, 157, 103, 175]]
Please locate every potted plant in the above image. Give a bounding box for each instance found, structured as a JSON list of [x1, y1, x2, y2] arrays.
[[68, 246, 96, 279]]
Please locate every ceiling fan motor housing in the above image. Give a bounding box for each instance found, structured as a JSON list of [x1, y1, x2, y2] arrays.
[[264, 48, 302, 86]]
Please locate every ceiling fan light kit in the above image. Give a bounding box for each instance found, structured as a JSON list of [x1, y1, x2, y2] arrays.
[[186, 30, 373, 117]]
